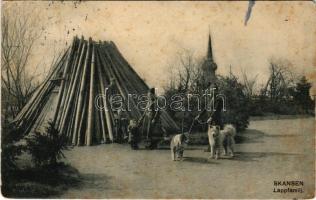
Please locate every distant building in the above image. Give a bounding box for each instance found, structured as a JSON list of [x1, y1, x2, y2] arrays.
[[201, 34, 218, 90]]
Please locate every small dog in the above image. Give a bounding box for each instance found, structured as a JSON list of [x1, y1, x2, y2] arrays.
[[170, 133, 189, 161], [208, 124, 236, 159]]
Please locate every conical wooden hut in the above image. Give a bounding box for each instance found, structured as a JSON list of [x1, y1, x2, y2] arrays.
[[13, 36, 179, 146]]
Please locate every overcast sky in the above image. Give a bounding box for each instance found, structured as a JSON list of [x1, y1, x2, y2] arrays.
[[3, 1, 316, 94]]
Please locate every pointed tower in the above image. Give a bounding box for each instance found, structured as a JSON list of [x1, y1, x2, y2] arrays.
[[201, 32, 217, 89], [207, 34, 213, 62]]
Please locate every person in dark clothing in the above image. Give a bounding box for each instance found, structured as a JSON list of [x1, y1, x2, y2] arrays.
[[113, 110, 121, 143], [194, 101, 223, 129], [120, 113, 129, 141], [107, 77, 122, 143], [128, 119, 141, 150], [116, 108, 128, 142], [195, 83, 224, 151], [141, 88, 161, 149], [207, 97, 224, 129], [195, 83, 223, 129]]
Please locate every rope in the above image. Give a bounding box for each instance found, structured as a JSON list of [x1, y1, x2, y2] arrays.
[[185, 116, 210, 136], [187, 120, 195, 135]]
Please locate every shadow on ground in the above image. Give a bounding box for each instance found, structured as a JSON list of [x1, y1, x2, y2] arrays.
[[183, 156, 219, 164], [235, 128, 300, 144], [2, 163, 82, 198], [157, 146, 205, 151], [264, 134, 299, 138], [183, 151, 300, 163], [235, 129, 265, 144], [77, 173, 114, 190], [230, 151, 301, 162]]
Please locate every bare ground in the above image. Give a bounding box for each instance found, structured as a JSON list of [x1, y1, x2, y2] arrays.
[[59, 118, 315, 199]]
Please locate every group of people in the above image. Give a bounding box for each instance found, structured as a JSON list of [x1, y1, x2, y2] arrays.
[[112, 87, 162, 150], [111, 80, 224, 151], [108, 77, 163, 149]]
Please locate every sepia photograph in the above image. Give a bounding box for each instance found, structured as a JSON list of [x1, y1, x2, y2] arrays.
[[1, 1, 315, 199]]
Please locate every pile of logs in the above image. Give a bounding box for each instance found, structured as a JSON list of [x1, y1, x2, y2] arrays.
[[13, 36, 179, 146]]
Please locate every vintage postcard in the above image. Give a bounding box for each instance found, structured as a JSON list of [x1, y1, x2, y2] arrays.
[[1, 1, 315, 199]]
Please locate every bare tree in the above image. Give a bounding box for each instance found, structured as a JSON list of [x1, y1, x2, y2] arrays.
[[164, 49, 203, 94], [261, 59, 295, 102], [241, 68, 258, 99], [1, 7, 43, 117], [177, 50, 194, 92]]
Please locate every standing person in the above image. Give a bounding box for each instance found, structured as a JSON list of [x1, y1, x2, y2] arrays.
[[107, 77, 121, 143], [128, 119, 141, 150], [113, 110, 121, 143], [209, 83, 224, 129], [195, 83, 223, 129], [114, 108, 128, 143], [119, 109, 129, 142], [141, 88, 160, 149], [195, 83, 224, 151]]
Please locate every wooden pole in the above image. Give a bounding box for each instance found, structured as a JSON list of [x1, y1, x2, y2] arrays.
[[14, 49, 68, 125], [58, 41, 86, 132], [86, 43, 96, 146], [110, 42, 149, 92], [57, 37, 84, 128], [97, 46, 114, 141], [100, 43, 141, 119], [109, 41, 179, 132], [22, 86, 55, 135], [52, 37, 77, 127], [104, 43, 141, 119], [108, 43, 144, 94], [72, 39, 91, 145], [95, 48, 109, 143], [77, 91, 88, 145]]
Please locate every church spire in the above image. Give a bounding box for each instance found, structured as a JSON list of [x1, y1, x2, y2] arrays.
[[207, 33, 213, 61], [200, 29, 217, 90]]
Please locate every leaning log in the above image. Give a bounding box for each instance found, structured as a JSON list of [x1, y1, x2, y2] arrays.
[[95, 50, 109, 143], [58, 41, 87, 132], [57, 37, 84, 128], [77, 91, 88, 145], [14, 49, 68, 126], [72, 39, 91, 145], [86, 43, 96, 146], [52, 37, 77, 127]]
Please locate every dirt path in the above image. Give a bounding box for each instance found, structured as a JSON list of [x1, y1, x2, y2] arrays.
[[59, 118, 314, 198]]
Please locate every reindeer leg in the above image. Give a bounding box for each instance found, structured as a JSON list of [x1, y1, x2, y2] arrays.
[[223, 145, 228, 156], [215, 148, 219, 159], [171, 146, 176, 161], [179, 149, 184, 161], [230, 137, 235, 157], [222, 137, 228, 156], [210, 145, 214, 159], [174, 149, 177, 161]]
